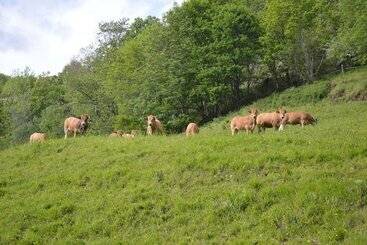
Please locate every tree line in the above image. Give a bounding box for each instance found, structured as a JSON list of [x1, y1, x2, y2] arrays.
[[0, 0, 366, 148]]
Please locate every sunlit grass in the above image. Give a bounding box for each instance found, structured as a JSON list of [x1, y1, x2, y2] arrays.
[[0, 68, 366, 243]]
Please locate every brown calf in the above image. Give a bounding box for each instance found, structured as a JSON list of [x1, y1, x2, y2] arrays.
[[147, 115, 163, 135], [30, 132, 47, 143], [230, 108, 259, 135], [64, 114, 90, 139], [256, 108, 287, 132], [186, 123, 199, 136]]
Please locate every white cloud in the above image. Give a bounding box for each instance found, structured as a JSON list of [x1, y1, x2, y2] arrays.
[[0, 0, 184, 75]]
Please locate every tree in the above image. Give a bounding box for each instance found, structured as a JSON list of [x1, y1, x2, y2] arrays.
[[261, 0, 339, 83]]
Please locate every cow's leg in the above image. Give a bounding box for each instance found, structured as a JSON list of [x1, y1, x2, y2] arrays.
[[301, 120, 304, 128], [73, 130, 77, 138], [257, 125, 262, 133], [231, 127, 237, 135], [279, 124, 284, 131], [64, 129, 68, 139], [147, 126, 152, 136]]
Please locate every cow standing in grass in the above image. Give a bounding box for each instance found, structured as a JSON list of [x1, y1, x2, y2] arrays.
[[64, 114, 90, 138], [283, 111, 317, 128], [147, 115, 163, 135], [30, 133, 47, 143], [186, 123, 199, 136], [256, 108, 287, 132], [230, 108, 259, 135]]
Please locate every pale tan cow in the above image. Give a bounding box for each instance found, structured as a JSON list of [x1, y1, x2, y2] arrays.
[[109, 130, 123, 137], [230, 108, 259, 135], [256, 108, 287, 132], [64, 114, 90, 139], [283, 111, 317, 128], [147, 115, 163, 135], [30, 133, 47, 143], [122, 130, 139, 139], [185, 123, 199, 136], [121, 133, 135, 139]]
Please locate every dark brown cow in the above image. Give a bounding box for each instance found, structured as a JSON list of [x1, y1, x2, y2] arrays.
[[147, 115, 163, 135], [64, 114, 90, 138]]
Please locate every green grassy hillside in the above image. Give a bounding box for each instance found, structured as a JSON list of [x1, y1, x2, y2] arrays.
[[0, 68, 366, 243]]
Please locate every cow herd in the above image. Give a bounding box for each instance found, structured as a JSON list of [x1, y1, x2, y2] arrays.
[[29, 109, 317, 143], [230, 108, 316, 135]]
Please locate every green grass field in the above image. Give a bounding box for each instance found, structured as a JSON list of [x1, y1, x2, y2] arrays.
[[0, 68, 366, 243]]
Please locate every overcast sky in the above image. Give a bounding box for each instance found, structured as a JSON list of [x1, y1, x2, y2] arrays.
[[0, 0, 183, 75]]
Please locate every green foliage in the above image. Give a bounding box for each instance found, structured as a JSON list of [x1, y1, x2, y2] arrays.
[[327, 0, 367, 65], [1, 0, 366, 142], [103, 0, 262, 132], [61, 61, 117, 135], [0, 77, 366, 242], [1, 70, 66, 143], [0, 73, 10, 144]]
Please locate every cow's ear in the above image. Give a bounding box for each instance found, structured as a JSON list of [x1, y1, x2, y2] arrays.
[[284, 110, 287, 113], [276, 109, 279, 113], [248, 109, 251, 113]]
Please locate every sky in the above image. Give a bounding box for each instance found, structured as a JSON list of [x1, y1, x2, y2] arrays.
[[0, 0, 183, 75]]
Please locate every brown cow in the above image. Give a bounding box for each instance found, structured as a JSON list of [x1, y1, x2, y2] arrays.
[[186, 123, 199, 136], [30, 132, 47, 143], [256, 108, 287, 132], [283, 111, 317, 128], [64, 114, 90, 139], [147, 115, 163, 135], [230, 108, 258, 135]]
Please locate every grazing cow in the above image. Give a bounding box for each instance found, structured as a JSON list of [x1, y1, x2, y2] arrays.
[[256, 108, 287, 132], [64, 114, 90, 139], [109, 130, 123, 137], [283, 111, 317, 128], [30, 132, 47, 143], [230, 108, 259, 135], [186, 123, 199, 136], [131, 130, 139, 136], [147, 115, 163, 135], [121, 133, 135, 139]]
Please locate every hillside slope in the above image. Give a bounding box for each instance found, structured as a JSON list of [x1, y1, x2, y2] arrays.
[[0, 68, 367, 243]]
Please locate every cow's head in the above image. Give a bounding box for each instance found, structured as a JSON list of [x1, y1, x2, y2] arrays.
[[79, 114, 90, 132], [248, 108, 259, 120], [117, 130, 124, 136], [147, 115, 156, 127], [276, 108, 287, 120]]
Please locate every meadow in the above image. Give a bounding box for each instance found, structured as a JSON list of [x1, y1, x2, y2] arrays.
[[0, 68, 366, 243]]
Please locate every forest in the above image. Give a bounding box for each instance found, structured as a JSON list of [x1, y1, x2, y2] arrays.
[[0, 0, 366, 147]]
